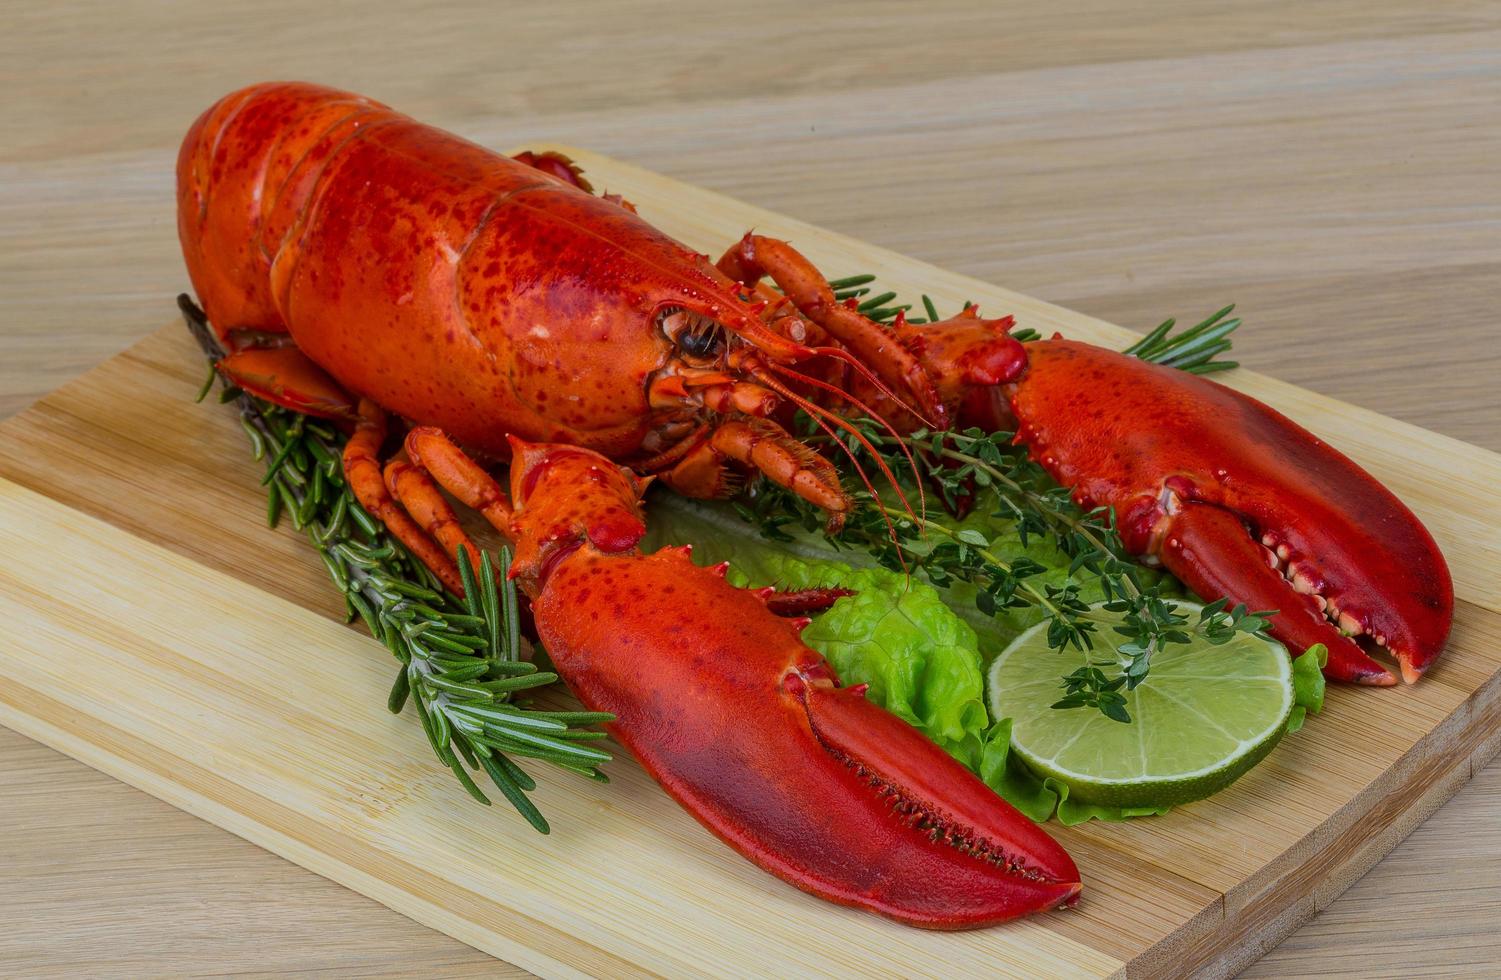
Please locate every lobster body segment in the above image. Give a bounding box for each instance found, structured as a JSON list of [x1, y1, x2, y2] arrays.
[[1002, 341, 1453, 684]]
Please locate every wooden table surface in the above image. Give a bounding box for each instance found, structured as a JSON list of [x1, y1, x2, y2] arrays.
[[2, 2, 1498, 975]]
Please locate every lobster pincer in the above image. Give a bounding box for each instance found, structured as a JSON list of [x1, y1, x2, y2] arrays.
[[350, 423, 1081, 928], [960, 339, 1453, 685]]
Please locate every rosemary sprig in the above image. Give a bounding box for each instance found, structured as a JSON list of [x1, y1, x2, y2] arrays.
[[848, 282, 1241, 374], [179, 295, 610, 832], [742, 286, 1267, 721], [1123, 304, 1242, 374]]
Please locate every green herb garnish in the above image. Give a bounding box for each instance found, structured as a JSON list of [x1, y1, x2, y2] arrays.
[[739, 287, 1266, 721], [180, 295, 611, 832]]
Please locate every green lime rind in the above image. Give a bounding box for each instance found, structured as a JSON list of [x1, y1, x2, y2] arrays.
[[988, 601, 1295, 811], [978, 717, 1175, 825]]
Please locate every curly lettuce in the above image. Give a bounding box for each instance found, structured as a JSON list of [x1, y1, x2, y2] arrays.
[[769, 558, 991, 770]]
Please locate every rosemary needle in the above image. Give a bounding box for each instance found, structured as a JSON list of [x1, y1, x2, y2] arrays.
[[179, 295, 610, 832]]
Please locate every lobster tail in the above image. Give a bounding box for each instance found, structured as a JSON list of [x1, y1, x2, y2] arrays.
[[177, 82, 388, 339]]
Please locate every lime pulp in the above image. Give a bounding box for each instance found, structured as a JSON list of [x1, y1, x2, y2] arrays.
[[987, 601, 1293, 809]]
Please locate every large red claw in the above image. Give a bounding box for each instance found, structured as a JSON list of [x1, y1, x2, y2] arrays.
[[1006, 341, 1453, 684], [531, 545, 1080, 928], [795, 673, 1082, 923]]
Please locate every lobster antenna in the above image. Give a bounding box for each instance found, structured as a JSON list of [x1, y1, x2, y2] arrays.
[[808, 343, 940, 430], [764, 361, 927, 526], [751, 369, 914, 559], [771, 390, 907, 569]]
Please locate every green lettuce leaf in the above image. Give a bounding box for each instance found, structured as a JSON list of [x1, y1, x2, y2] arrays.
[[802, 563, 991, 768], [977, 718, 1057, 822], [1286, 643, 1328, 733]]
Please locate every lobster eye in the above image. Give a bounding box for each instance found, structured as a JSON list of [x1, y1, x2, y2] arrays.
[[660, 308, 726, 360], [679, 327, 723, 358]]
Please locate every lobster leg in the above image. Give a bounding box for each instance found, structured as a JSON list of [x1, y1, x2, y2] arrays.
[[404, 427, 514, 533], [395, 428, 650, 594], [654, 418, 852, 528], [384, 460, 485, 575], [717, 233, 947, 427], [341, 400, 464, 596], [347, 420, 526, 599]]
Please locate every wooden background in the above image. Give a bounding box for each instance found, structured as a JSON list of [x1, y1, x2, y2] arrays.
[[1, 1, 1497, 975]]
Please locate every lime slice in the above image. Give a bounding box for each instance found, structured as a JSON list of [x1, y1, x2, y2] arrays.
[[987, 601, 1293, 809]]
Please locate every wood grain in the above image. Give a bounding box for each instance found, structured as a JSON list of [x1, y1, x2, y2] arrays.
[[0, 733, 522, 979], [2, 2, 1498, 974], [0, 476, 1124, 979]]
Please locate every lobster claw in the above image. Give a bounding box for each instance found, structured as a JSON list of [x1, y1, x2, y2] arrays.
[[509, 440, 1080, 928], [790, 669, 1083, 923], [1003, 341, 1453, 684]]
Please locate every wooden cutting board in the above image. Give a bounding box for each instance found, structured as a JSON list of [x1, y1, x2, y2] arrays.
[[1, 146, 1497, 979]]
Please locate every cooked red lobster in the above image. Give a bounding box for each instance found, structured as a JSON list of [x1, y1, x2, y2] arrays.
[[177, 81, 1451, 927]]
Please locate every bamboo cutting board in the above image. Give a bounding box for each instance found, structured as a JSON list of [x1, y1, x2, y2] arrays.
[[0, 147, 1498, 979]]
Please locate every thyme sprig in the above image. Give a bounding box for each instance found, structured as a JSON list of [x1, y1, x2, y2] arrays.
[[180, 296, 611, 832], [743, 286, 1269, 722]]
